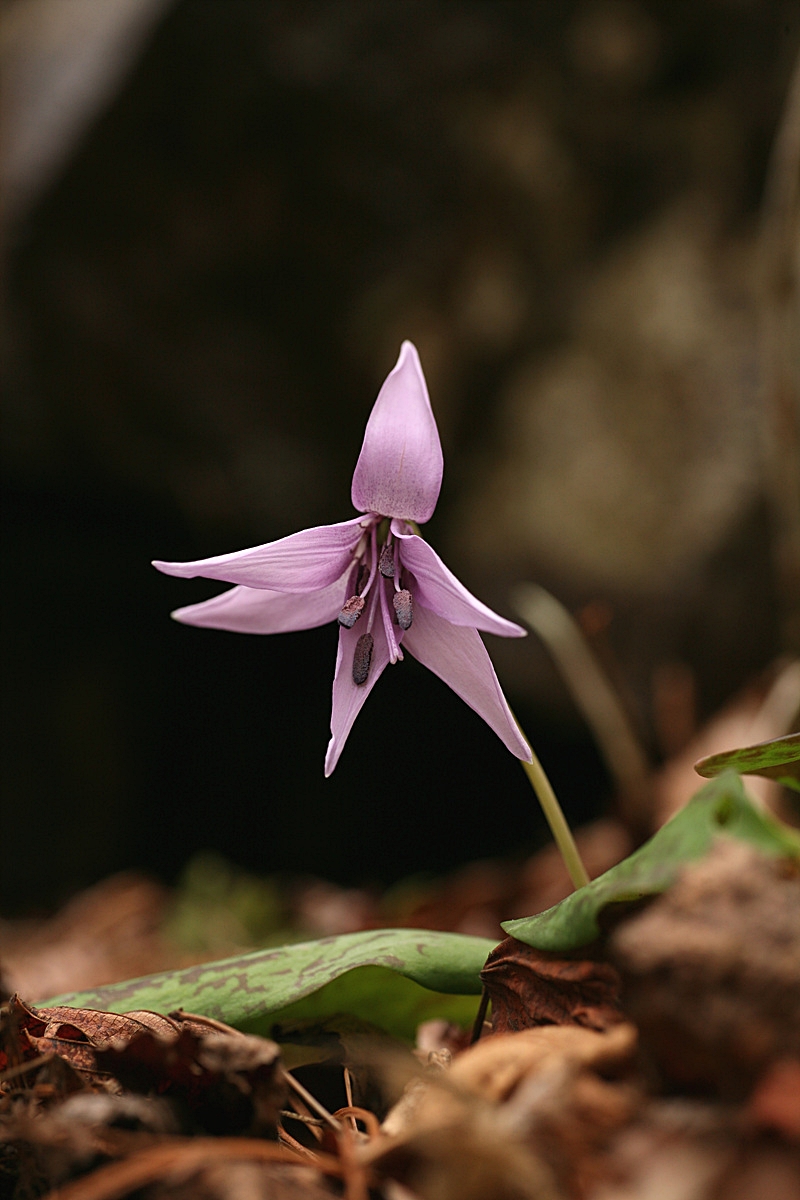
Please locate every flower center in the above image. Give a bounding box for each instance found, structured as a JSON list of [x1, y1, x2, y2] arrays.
[[337, 518, 414, 684]]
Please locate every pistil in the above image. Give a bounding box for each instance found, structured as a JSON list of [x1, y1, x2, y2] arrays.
[[379, 564, 403, 664], [341, 519, 411, 683]]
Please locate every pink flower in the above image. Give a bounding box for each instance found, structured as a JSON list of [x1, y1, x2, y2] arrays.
[[153, 342, 531, 774]]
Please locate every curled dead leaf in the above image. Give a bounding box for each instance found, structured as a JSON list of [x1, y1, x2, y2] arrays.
[[480, 937, 625, 1033], [373, 1024, 638, 1200]]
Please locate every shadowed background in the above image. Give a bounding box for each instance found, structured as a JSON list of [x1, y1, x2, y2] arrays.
[[2, 0, 798, 913]]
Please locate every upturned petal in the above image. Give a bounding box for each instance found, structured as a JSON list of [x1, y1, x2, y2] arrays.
[[171, 577, 348, 635], [152, 517, 365, 592], [351, 341, 443, 523], [325, 622, 397, 776], [391, 521, 525, 638], [402, 604, 532, 762]]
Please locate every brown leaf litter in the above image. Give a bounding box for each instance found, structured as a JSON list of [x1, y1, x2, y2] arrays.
[[0, 839, 799, 1197], [481, 939, 625, 1034]]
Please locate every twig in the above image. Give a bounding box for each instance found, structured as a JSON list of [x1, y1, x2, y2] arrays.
[[278, 1126, 323, 1161], [343, 1066, 358, 1132], [168, 1010, 243, 1036], [281, 1067, 342, 1132], [333, 1106, 381, 1139], [279, 1109, 324, 1127]]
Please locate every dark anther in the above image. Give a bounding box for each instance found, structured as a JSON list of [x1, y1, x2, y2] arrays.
[[338, 595, 366, 628], [352, 633, 374, 685], [393, 589, 413, 630], [379, 542, 395, 578]]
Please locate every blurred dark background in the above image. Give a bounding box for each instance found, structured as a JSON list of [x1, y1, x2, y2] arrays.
[[2, 0, 798, 914]]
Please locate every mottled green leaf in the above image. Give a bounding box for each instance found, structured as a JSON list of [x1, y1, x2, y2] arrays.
[[695, 732, 800, 792], [503, 772, 800, 952], [38, 929, 493, 1041]]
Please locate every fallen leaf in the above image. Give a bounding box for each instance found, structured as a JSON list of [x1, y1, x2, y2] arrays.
[[96, 1029, 284, 1136], [372, 1024, 637, 1200], [447, 1022, 637, 1101], [9, 997, 184, 1083], [480, 939, 624, 1033]]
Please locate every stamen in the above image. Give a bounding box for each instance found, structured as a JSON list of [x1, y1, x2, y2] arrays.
[[338, 596, 365, 628], [379, 541, 395, 578], [393, 589, 413, 630], [352, 633, 374, 685], [378, 568, 403, 663]]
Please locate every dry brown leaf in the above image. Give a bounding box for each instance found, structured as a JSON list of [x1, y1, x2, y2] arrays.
[[96, 1030, 283, 1136], [4, 997, 284, 1137], [372, 1025, 638, 1200], [449, 1023, 637, 1103], [481, 937, 625, 1034], [8, 997, 185, 1084]]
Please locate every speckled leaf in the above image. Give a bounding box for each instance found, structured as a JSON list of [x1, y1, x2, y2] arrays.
[[695, 732, 800, 793], [38, 929, 493, 1042], [503, 772, 800, 953]]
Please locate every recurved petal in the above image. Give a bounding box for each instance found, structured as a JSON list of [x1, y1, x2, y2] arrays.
[[351, 342, 443, 524], [152, 517, 366, 592], [392, 521, 526, 638], [324, 623, 395, 775], [402, 604, 531, 762], [170, 577, 348, 634]]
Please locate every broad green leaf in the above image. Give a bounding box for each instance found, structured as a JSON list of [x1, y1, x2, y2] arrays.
[[695, 732, 800, 793], [38, 929, 493, 1042], [503, 772, 800, 952]]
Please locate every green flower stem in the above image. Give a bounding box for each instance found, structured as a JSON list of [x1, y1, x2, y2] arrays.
[[517, 731, 590, 890]]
